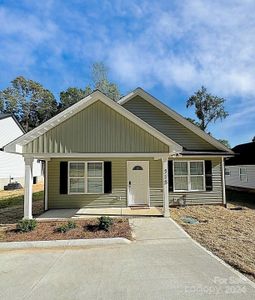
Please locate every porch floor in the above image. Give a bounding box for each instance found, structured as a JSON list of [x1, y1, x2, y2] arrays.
[[37, 207, 163, 220]]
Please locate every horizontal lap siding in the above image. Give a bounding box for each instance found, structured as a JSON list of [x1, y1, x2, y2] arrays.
[[24, 101, 168, 154], [123, 96, 217, 151], [48, 158, 163, 209], [226, 165, 255, 189], [169, 157, 223, 205]]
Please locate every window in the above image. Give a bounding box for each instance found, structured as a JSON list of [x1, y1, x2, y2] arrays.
[[68, 162, 103, 194], [69, 162, 85, 193], [173, 161, 205, 191], [239, 167, 248, 182], [87, 162, 104, 193], [225, 167, 231, 176], [133, 166, 143, 170]]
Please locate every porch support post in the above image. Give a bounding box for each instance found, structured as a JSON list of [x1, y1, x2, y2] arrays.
[[44, 159, 49, 211], [24, 157, 33, 219], [162, 158, 170, 217], [221, 157, 226, 207]]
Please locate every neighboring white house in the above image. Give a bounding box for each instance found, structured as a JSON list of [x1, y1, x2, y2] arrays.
[[225, 140, 255, 192], [0, 114, 42, 190]]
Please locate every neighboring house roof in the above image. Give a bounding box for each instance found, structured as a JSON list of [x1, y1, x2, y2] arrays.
[[119, 88, 233, 154], [0, 113, 25, 134], [4, 90, 182, 154], [225, 142, 255, 165]]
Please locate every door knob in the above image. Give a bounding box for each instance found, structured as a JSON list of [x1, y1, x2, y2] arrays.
[[129, 181, 131, 185]]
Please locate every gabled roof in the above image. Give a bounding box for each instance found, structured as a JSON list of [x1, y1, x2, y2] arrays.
[[0, 113, 26, 134], [4, 90, 182, 154], [119, 88, 233, 154], [226, 142, 255, 165]]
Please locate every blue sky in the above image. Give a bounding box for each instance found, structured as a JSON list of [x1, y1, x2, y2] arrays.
[[0, 0, 254, 147]]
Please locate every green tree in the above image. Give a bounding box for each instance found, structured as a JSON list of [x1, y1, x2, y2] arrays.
[[91, 62, 120, 101], [0, 76, 57, 131], [218, 139, 231, 148], [186, 86, 228, 131], [59, 87, 92, 111], [185, 117, 201, 127]]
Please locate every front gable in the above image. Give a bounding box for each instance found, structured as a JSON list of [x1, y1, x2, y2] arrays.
[[120, 89, 232, 153], [23, 100, 169, 154]]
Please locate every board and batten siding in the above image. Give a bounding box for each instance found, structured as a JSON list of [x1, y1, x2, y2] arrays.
[[169, 157, 223, 205], [23, 101, 168, 154], [123, 96, 218, 151], [48, 157, 223, 208], [48, 158, 163, 209], [226, 165, 255, 190]]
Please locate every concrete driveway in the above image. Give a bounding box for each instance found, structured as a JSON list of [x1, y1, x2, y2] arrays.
[[0, 217, 254, 300]]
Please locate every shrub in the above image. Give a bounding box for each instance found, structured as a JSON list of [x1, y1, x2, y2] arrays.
[[98, 216, 113, 231], [16, 219, 37, 232], [56, 224, 68, 233], [56, 220, 76, 233], [67, 220, 76, 229]]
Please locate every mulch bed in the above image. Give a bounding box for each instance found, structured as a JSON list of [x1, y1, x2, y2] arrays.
[[0, 218, 132, 242], [171, 204, 255, 282]]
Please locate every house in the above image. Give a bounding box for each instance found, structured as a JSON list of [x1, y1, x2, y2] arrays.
[[0, 114, 42, 190], [3, 88, 233, 219], [225, 141, 255, 192]]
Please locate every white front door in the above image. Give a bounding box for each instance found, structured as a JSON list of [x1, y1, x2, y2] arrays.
[[127, 161, 149, 206]]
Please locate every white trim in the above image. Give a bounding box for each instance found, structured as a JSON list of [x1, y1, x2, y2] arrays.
[[162, 158, 170, 217], [68, 161, 104, 195], [221, 157, 226, 205], [23, 157, 33, 219], [23, 153, 173, 159], [119, 88, 234, 153], [239, 167, 248, 182], [4, 90, 182, 154], [127, 161, 150, 206], [44, 160, 48, 210], [173, 160, 206, 192]]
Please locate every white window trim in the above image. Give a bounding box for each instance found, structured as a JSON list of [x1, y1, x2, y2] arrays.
[[68, 161, 104, 195], [86, 161, 104, 194], [173, 160, 206, 192], [239, 167, 248, 182]]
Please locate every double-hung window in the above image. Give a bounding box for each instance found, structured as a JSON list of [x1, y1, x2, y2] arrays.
[[239, 167, 248, 182], [173, 161, 205, 191], [68, 162, 104, 194]]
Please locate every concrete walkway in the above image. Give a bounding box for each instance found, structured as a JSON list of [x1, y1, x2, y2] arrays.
[[0, 217, 254, 300]]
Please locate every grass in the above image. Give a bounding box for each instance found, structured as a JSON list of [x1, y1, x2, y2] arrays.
[[0, 191, 44, 209], [171, 203, 255, 283], [0, 183, 44, 224]]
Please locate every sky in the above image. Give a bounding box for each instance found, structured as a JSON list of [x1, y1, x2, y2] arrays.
[[0, 0, 254, 147]]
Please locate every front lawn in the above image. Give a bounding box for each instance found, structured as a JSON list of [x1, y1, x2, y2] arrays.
[[0, 218, 132, 242], [171, 204, 255, 283], [0, 183, 44, 224]]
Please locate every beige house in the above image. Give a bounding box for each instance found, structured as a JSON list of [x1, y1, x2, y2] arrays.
[[4, 88, 233, 219]]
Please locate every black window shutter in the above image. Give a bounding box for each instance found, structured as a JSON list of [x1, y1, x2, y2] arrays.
[[104, 161, 112, 193], [205, 160, 213, 191], [60, 162, 68, 194], [168, 160, 173, 192]]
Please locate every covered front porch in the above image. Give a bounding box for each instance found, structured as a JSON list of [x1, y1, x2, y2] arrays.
[[23, 155, 171, 219], [36, 207, 164, 220]]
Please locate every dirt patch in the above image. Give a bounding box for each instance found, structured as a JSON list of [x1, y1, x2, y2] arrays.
[[0, 218, 132, 242], [0, 200, 44, 224], [171, 204, 255, 282]]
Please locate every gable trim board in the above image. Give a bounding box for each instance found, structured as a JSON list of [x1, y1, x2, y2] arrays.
[[119, 88, 233, 154], [4, 90, 182, 155]]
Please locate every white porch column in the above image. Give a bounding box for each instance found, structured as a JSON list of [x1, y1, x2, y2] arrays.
[[221, 157, 226, 206], [162, 158, 170, 217], [24, 157, 33, 219], [44, 160, 49, 211]]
